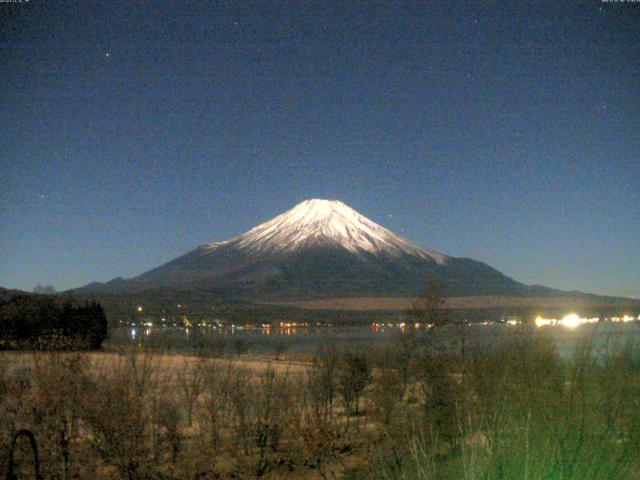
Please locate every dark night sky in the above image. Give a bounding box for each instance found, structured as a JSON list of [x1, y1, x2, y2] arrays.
[[1, 1, 639, 297]]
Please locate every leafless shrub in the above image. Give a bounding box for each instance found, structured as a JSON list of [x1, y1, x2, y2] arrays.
[[176, 358, 204, 427], [155, 395, 181, 463], [228, 366, 253, 454], [250, 365, 295, 477], [389, 332, 419, 399], [300, 409, 343, 479], [416, 350, 461, 446], [25, 352, 91, 479], [369, 363, 404, 431], [337, 349, 372, 418], [200, 359, 236, 451], [306, 347, 339, 421], [79, 348, 160, 479]]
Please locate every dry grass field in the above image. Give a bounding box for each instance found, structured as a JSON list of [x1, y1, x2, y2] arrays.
[[2, 326, 640, 479]]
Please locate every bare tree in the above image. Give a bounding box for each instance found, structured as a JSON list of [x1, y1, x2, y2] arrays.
[[338, 349, 372, 418], [307, 347, 339, 421], [201, 360, 236, 450], [176, 358, 204, 427], [250, 366, 292, 476], [406, 282, 450, 329]]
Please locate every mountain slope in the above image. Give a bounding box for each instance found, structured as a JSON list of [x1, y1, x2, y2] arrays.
[[77, 199, 538, 299]]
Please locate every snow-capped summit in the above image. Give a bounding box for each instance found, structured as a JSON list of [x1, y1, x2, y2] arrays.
[[78, 198, 527, 299], [208, 199, 448, 264]]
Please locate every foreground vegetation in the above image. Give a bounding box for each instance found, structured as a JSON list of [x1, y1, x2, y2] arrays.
[[1, 323, 640, 480], [0, 292, 108, 350]]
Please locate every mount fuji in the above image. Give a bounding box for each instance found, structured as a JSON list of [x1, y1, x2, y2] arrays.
[[78, 199, 541, 300]]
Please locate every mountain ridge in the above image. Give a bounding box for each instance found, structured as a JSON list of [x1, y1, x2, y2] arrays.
[[74, 199, 595, 301]]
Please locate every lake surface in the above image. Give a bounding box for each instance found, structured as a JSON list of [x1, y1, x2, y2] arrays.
[[106, 321, 640, 358]]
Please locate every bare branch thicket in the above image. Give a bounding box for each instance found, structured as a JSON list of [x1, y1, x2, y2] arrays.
[[80, 348, 161, 479], [200, 359, 236, 451], [176, 358, 205, 427], [337, 348, 372, 426], [228, 365, 253, 454], [251, 365, 294, 476], [306, 347, 339, 421]]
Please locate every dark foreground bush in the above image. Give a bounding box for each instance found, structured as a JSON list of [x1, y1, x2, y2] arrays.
[[0, 294, 108, 350]]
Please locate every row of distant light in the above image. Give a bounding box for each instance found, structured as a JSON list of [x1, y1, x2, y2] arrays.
[[372, 322, 430, 330], [136, 304, 183, 312], [535, 313, 639, 329], [135, 306, 638, 331]]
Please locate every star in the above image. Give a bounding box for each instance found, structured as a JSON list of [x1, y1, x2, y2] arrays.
[[105, 52, 111, 58]]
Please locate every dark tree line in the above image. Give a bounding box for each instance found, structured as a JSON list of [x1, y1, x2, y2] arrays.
[[0, 294, 108, 350]]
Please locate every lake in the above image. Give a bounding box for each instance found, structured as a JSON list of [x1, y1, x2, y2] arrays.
[[106, 320, 640, 358]]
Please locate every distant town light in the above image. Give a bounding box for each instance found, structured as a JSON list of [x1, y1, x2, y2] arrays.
[[537, 314, 603, 328], [535, 316, 554, 327], [561, 313, 581, 329], [136, 306, 143, 312]]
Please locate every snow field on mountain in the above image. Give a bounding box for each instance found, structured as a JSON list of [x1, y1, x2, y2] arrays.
[[206, 199, 447, 264]]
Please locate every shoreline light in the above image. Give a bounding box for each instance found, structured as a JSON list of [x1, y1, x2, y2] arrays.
[[535, 316, 555, 327], [560, 313, 581, 329], [535, 314, 602, 329]]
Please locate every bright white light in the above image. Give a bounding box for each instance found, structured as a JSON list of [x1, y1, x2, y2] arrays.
[[561, 313, 581, 329], [535, 316, 553, 328]]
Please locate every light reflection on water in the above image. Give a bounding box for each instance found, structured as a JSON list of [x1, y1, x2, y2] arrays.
[[107, 321, 640, 357]]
